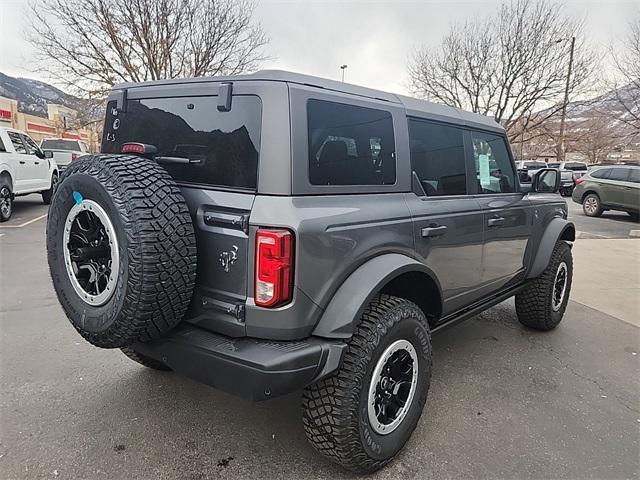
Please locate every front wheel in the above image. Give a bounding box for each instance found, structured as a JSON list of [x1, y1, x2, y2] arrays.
[[42, 172, 58, 205], [302, 295, 432, 473], [516, 241, 573, 331]]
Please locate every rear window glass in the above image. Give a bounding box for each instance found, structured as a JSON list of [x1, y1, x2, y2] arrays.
[[307, 100, 395, 186], [591, 168, 611, 179], [564, 162, 587, 171], [41, 139, 81, 151], [102, 96, 262, 190]]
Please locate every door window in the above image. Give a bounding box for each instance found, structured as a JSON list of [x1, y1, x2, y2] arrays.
[[21, 134, 41, 155], [608, 168, 630, 181], [0, 135, 5, 152], [307, 100, 395, 186], [628, 169, 640, 183], [408, 119, 467, 196], [471, 132, 516, 194], [7, 131, 27, 154]]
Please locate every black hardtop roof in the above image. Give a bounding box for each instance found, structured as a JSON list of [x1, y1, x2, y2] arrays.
[[112, 69, 503, 133]]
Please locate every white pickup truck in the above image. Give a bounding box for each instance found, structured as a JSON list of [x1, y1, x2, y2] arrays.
[[40, 138, 90, 169], [0, 127, 59, 222]]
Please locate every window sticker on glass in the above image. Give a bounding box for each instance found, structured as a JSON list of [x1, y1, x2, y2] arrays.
[[479, 154, 491, 187]]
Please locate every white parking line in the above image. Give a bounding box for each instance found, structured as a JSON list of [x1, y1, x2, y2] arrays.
[[0, 213, 48, 228]]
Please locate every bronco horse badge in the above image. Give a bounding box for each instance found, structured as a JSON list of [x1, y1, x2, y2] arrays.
[[219, 245, 238, 273]]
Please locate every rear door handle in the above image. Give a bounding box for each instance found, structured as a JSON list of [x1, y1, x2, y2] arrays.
[[487, 216, 506, 228], [421, 225, 448, 237], [34, 161, 40, 165], [19, 160, 26, 164]]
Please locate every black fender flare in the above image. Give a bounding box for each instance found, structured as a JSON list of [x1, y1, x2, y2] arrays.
[[312, 253, 442, 339], [527, 218, 575, 279]]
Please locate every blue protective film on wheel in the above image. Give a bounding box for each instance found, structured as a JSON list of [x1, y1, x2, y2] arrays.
[[72, 191, 83, 205]]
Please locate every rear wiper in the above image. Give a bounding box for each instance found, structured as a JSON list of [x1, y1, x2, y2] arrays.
[[154, 156, 202, 164]]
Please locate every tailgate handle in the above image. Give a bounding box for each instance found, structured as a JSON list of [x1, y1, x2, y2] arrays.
[[203, 211, 249, 233], [421, 225, 448, 237]]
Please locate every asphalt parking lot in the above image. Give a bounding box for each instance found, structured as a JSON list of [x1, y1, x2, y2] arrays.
[[1, 195, 639, 479]]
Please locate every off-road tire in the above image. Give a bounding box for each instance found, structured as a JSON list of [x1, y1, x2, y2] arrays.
[[47, 154, 197, 348], [0, 178, 12, 222], [302, 294, 432, 473], [582, 193, 603, 217], [42, 172, 58, 205], [516, 241, 573, 331], [121, 347, 171, 371]]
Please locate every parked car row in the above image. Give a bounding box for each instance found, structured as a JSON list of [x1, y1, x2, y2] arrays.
[[0, 127, 61, 222]]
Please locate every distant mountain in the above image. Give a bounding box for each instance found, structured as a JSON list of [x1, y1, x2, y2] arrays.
[[0, 72, 101, 121]]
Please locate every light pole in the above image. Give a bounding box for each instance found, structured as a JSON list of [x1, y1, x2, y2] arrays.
[[340, 64, 348, 82], [556, 36, 576, 163]]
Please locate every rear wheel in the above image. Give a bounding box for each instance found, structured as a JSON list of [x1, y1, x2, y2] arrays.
[[42, 172, 58, 205], [302, 295, 432, 473], [0, 179, 12, 222], [582, 193, 603, 217]]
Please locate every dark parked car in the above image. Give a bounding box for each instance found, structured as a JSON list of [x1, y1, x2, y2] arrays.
[[46, 71, 575, 473], [572, 165, 640, 220]]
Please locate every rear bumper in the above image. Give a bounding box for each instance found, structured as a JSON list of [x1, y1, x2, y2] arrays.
[[133, 324, 346, 401]]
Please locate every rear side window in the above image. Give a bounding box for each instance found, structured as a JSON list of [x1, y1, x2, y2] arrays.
[[591, 168, 610, 179], [471, 131, 516, 194], [102, 96, 262, 190], [307, 100, 396, 186], [7, 131, 27, 154], [629, 168, 640, 183], [409, 119, 466, 196], [609, 168, 630, 181]]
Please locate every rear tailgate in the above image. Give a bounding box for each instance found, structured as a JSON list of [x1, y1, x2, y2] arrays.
[[181, 188, 255, 337]]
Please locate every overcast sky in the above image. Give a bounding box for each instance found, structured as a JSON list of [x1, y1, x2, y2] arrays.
[[1, 0, 638, 95]]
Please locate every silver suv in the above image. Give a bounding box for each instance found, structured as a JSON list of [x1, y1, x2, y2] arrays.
[[46, 71, 575, 473]]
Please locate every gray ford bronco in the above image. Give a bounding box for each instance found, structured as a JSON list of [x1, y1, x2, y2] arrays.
[[46, 70, 574, 473]]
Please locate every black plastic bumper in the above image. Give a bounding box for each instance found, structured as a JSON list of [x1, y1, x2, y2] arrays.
[[133, 324, 346, 401]]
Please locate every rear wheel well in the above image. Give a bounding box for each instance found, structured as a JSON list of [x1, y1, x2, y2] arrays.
[[581, 190, 598, 203], [379, 271, 442, 327]]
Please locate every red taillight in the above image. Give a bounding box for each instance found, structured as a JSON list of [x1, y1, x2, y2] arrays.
[[255, 228, 294, 308], [574, 176, 585, 185], [71, 153, 78, 161], [121, 142, 146, 154]]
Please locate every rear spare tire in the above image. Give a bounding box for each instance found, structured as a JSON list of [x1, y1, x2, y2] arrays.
[[46, 154, 197, 348]]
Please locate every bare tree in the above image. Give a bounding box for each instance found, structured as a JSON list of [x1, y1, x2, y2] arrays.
[[27, 0, 268, 98], [408, 0, 596, 146], [567, 114, 633, 163], [609, 16, 640, 130]]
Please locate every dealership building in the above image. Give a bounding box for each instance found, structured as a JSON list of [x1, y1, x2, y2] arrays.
[[0, 95, 99, 150]]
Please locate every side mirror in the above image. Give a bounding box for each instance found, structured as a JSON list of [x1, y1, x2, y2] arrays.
[[43, 150, 53, 159], [532, 168, 560, 193]]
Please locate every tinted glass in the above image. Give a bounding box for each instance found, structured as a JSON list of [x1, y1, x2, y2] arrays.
[[307, 100, 395, 186], [609, 168, 630, 181], [7, 131, 26, 154], [41, 139, 81, 151], [547, 162, 561, 168], [102, 96, 261, 190], [629, 168, 640, 183], [564, 162, 587, 171], [21, 134, 40, 155], [591, 168, 611, 179], [409, 119, 466, 196], [471, 132, 516, 194], [0, 135, 5, 152]]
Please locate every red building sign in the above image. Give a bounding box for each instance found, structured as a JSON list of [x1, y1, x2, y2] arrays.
[[0, 109, 12, 120]]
